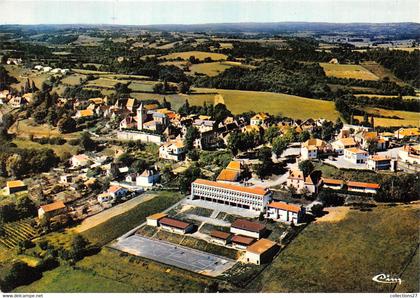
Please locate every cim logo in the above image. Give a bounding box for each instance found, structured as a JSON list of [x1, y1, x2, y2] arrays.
[[372, 273, 402, 285]]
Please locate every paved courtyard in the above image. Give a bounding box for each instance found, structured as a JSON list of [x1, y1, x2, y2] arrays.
[[112, 235, 235, 277], [184, 198, 260, 218]]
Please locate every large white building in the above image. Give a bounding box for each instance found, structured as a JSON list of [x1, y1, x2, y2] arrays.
[[190, 179, 271, 212], [398, 144, 420, 165]]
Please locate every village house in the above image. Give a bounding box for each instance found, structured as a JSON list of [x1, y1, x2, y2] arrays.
[[366, 155, 393, 171], [394, 128, 420, 140], [107, 185, 128, 199], [136, 168, 160, 188], [97, 192, 113, 204], [398, 144, 420, 165], [286, 169, 321, 194], [347, 181, 380, 194], [250, 112, 270, 126], [245, 238, 279, 265], [5, 180, 28, 195], [75, 109, 94, 119], [231, 235, 256, 249], [191, 179, 271, 212], [70, 154, 91, 168], [230, 219, 266, 239], [158, 217, 194, 234], [159, 139, 186, 161], [9, 96, 28, 108], [332, 137, 357, 155], [210, 230, 232, 246], [344, 147, 369, 164], [265, 201, 306, 223], [301, 138, 328, 160], [38, 201, 67, 219], [355, 131, 387, 151]]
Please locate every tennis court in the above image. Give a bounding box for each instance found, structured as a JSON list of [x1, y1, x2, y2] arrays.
[[112, 235, 236, 277]]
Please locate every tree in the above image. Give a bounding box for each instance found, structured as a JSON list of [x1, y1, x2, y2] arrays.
[[184, 126, 200, 150], [57, 117, 76, 133], [272, 136, 288, 157], [298, 160, 314, 177], [264, 126, 280, 144], [298, 130, 311, 142], [0, 261, 42, 292], [177, 81, 190, 94], [161, 97, 171, 109], [254, 147, 273, 179], [318, 190, 344, 206], [179, 165, 201, 193], [6, 154, 24, 177], [213, 103, 232, 124], [178, 99, 190, 115], [366, 138, 378, 155], [79, 132, 96, 151], [131, 159, 148, 173], [71, 235, 90, 261], [187, 149, 200, 161]]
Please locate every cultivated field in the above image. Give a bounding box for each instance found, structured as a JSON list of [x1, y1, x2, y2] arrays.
[[250, 203, 420, 292], [195, 88, 339, 120], [5, 65, 53, 90], [0, 219, 39, 249], [360, 61, 404, 84], [188, 61, 253, 77], [320, 63, 379, 80], [160, 51, 228, 61], [357, 107, 420, 127]]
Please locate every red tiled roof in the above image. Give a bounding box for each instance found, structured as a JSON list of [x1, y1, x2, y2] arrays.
[[231, 219, 265, 233], [322, 178, 344, 185], [267, 201, 301, 213], [231, 235, 255, 245], [210, 230, 231, 240], [159, 217, 192, 230], [193, 179, 268, 196], [246, 238, 277, 254], [347, 181, 380, 189], [40, 201, 66, 213]]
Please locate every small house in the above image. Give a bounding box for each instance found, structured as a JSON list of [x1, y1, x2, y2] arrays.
[[231, 235, 256, 249], [210, 230, 232, 245], [245, 238, 279, 265], [38, 201, 67, 219], [158, 217, 194, 234], [5, 180, 28, 195]]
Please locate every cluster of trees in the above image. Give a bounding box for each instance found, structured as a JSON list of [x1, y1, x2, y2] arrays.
[[0, 66, 18, 89], [227, 130, 261, 156], [0, 196, 37, 223], [0, 145, 59, 178], [376, 173, 419, 202], [179, 164, 201, 193]]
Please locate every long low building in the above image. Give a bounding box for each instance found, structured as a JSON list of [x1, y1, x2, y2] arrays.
[[159, 217, 194, 234], [231, 219, 266, 239], [190, 179, 271, 212]]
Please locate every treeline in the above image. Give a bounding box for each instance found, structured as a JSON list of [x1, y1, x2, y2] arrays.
[[0, 144, 59, 178], [0, 66, 18, 90]]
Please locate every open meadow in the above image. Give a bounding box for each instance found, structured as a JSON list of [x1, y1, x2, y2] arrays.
[[320, 63, 379, 80], [187, 61, 253, 76], [160, 51, 228, 61], [250, 203, 420, 293], [356, 107, 420, 127]]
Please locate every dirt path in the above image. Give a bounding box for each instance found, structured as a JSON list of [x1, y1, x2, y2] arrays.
[[74, 194, 156, 233], [316, 206, 350, 223]]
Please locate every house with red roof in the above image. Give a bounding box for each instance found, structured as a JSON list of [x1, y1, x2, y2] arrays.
[[265, 201, 306, 223]]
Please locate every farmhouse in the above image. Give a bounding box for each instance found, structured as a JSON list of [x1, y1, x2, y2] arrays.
[[38, 201, 67, 219], [107, 185, 128, 199], [210, 230, 232, 245], [158, 217, 194, 234], [265, 201, 305, 224], [146, 213, 168, 227], [190, 179, 271, 212], [230, 219, 266, 239], [367, 155, 392, 171], [231, 235, 256, 249], [245, 239, 279, 265], [344, 147, 368, 164]]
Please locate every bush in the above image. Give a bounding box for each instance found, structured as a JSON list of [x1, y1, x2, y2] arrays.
[[0, 261, 42, 292]]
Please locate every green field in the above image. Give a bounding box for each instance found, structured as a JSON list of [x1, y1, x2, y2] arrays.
[[81, 191, 183, 246], [12, 138, 79, 159], [160, 51, 228, 61], [320, 63, 379, 80], [15, 247, 211, 293], [5, 65, 53, 90], [250, 203, 420, 292], [188, 61, 252, 76]]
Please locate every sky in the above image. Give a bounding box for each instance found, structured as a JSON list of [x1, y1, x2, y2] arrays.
[[0, 0, 418, 25]]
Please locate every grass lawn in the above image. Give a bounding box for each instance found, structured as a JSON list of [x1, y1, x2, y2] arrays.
[[8, 119, 81, 139], [160, 51, 227, 61], [194, 88, 339, 120], [320, 63, 379, 80], [15, 247, 210, 293], [250, 203, 420, 292], [61, 73, 87, 86], [81, 191, 183, 246], [5, 65, 52, 90], [128, 81, 156, 92], [360, 61, 404, 84], [356, 107, 420, 127]]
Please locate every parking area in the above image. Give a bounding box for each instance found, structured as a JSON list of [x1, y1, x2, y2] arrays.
[[111, 235, 236, 277]]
